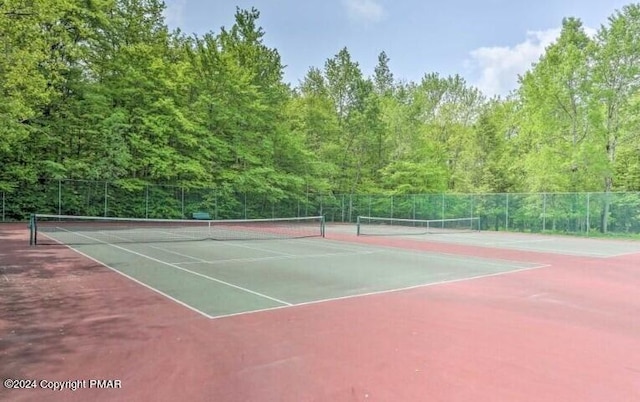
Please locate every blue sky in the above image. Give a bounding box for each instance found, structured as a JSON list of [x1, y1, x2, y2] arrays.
[[163, 0, 632, 97]]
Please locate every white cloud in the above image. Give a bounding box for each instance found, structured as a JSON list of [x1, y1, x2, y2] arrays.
[[344, 0, 385, 24], [467, 26, 598, 98], [467, 28, 561, 98], [163, 0, 187, 29]]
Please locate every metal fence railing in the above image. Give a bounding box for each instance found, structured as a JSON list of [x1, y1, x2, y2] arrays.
[[2, 180, 640, 236]]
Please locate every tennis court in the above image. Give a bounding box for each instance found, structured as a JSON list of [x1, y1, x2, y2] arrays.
[[1, 214, 639, 401], [350, 216, 640, 257], [27, 214, 546, 319]]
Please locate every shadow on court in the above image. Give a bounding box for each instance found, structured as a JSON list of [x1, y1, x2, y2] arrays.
[[0, 227, 162, 401]]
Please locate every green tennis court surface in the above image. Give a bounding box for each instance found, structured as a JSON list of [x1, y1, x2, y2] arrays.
[[45, 233, 542, 319]]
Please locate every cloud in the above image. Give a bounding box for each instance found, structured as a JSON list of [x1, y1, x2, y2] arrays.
[[467, 28, 560, 97], [344, 0, 385, 23], [467, 26, 598, 98], [163, 0, 187, 29]]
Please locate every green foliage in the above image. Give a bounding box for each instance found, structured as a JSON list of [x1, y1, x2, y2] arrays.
[[2, 2, 640, 229], [517, 18, 602, 192]]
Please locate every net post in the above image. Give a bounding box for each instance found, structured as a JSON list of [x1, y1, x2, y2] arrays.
[[29, 214, 37, 246], [356, 216, 361, 236], [321, 215, 326, 238]]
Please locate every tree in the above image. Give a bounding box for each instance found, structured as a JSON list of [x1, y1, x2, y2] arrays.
[[472, 100, 520, 192], [591, 4, 640, 231], [373, 51, 394, 95], [517, 18, 601, 193], [410, 73, 486, 191]]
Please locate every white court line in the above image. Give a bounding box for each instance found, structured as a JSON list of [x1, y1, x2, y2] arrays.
[[208, 263, 552, 320], [328, 233, 616, 261], [107, 233, 211, 263], [349, 243, 541, 269], [222, 241, 295, 257], [147, 244, 210, 263], [481, 238, 555, 246], [397, 233, 630, 258], [38, 233, 214, 319], [487, 243, 612, 258], [52, 229, 293, 307], [602, 250, 640, 259], [291, 238, 381, 253], [174, 250, 377, 266], [298, 235, 539, 266], [156, 230, 204, 241]]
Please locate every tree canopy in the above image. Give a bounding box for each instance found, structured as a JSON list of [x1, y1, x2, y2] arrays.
[[2, 1, 640, 219]]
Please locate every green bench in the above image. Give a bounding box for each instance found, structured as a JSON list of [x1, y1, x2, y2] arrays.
[[191, 212, 211, 220]]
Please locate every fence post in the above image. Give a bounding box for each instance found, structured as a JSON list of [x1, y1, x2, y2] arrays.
[[441, 193, 445, 227], [413, 195, 416, 220], [542, 193, 546, 232], [1, 191, 4, 221], [58, 179, 62, 216], [390, 195, 394, 219], [181, 187, 185, 218], [214, 190, 218, 220], [586, 193, 590, 235], [305, 188, 309, 217], [104, 181, 108, 217], [505, 193, 509, 231], [470, 195, 474, 220], [145, 185, 149, 219]]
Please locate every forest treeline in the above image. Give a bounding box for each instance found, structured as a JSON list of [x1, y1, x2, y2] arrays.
[[1, 1, 639, 211]]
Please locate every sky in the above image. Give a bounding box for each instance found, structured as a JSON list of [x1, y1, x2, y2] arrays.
[[162, 0, 632, 97]]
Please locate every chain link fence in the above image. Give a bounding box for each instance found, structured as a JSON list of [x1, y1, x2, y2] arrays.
[[2, 180, 639, 235]]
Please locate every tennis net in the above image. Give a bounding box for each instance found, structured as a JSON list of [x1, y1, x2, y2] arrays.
[[30, 214, 325, 245], [356, 216, 480, 236]]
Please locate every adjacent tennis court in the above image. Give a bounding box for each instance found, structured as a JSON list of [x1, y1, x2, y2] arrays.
[[351, 216, 640, 258], [2, 214, 639, 402]]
